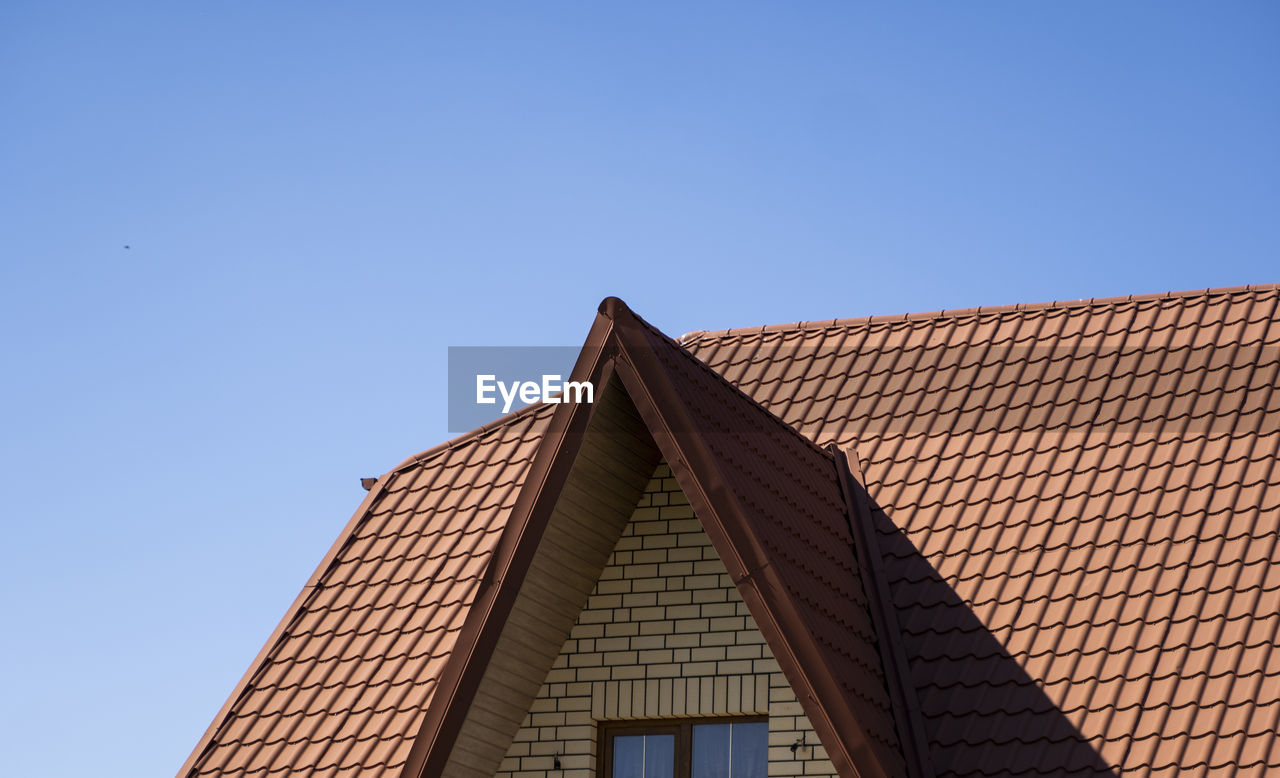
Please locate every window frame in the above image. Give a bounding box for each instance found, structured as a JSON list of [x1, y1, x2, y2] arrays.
[[599, 716, 769, 778]]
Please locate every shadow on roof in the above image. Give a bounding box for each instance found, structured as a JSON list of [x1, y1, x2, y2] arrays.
[[870, 502, 1120, 778]]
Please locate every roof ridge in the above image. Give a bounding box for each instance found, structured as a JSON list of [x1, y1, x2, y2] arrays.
[[388, 402, 554, 475], [678, 283, 1280, 343]]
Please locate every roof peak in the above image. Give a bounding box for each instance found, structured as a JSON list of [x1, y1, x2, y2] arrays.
[[679, 282, 1280, 343], [400, 296, 912, 778]]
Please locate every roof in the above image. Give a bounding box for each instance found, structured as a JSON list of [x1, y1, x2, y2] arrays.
[[681, 283, 1280, 777], [182, 283, 1280, 778], [182, 299, 916, 778]]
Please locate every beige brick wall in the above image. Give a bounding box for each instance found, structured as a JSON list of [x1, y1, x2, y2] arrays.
[[495, 462, 837, 778]]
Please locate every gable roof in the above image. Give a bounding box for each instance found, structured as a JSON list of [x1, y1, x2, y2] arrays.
[[594, 298, 916, 778], [181, 298, 917, 778], [182, 283, 1280, 778], [681, 283, 1280, 777]]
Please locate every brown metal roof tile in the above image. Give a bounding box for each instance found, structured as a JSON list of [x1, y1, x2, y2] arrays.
[[683, 284, 1280, 777], [186, 285, 1280, 778]]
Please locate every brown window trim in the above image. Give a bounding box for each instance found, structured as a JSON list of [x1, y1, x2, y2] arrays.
[[599, 716, 769, 778]]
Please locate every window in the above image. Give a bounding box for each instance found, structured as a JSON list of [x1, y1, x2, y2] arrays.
[[601, 718, 768, 778]]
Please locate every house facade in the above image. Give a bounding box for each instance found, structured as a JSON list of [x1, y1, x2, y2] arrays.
[[495, 462, 837, 778]]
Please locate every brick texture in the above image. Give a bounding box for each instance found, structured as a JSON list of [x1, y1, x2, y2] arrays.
[[494, 461, 837, 778]]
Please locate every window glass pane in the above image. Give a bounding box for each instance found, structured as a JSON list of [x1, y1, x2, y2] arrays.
[[644, 734, 675, 778], [613, 735, 645, 778], [692, 723, 731, 778], [729, 722, 768, 778]]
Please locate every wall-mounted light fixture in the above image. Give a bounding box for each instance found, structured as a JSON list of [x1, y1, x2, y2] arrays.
[[790, 733, 807, 757]]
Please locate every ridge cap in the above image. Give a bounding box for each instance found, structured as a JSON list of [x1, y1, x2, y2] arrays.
[[678, 283, 1280, 343]]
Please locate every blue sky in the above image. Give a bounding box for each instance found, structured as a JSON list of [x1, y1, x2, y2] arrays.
[[1, 3, 1276, 775]]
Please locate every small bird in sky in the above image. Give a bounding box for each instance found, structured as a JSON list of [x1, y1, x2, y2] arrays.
[[124, 245, 131, 249]]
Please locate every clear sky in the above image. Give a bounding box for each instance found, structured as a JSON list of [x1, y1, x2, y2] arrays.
[[1, 3, 1276, 775]]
